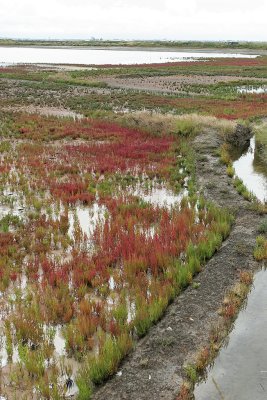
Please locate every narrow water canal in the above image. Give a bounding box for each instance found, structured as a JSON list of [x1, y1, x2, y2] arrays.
[[194, 132, 267, 399], [194, 267, 267, 400], [232, 135, 267, 203]]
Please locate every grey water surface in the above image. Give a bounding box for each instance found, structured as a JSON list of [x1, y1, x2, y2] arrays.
[[194, 268, 267, 400], [232, 136, 267, 203], [0, 46, 258, 66], [195, 133, 267, 399]]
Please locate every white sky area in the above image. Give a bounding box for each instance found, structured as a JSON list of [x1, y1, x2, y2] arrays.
[[1, 0, 267, 41]]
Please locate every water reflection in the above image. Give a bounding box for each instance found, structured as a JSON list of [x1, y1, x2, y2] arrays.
[[132, 184, 187, 208], [0, 46, 258, 66], [238, 86, 267, 94], [194, 267, 267, 400], [231, 136, 267, 203]]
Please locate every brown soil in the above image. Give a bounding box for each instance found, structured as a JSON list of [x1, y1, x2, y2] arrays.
[[0, 78, 110, 101], [92, 128, 262, 400], [105, 75, 267, 94]]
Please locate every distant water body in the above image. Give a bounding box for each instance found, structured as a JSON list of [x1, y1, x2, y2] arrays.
[[0, 46, 258, 66]]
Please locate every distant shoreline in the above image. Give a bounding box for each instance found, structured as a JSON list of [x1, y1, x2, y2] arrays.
[[0, 45, 265, 55], [1, 39, 267, 52]]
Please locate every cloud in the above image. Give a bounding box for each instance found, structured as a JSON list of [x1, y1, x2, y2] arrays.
[[0, 0, 267, 40], [196, 0, 265, 12]]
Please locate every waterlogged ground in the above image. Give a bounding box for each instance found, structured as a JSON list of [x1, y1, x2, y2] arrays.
[[0, 111, 234, 399], [3, 57, 267, 120], [194, 267, 267, 400], [232, 135, 267, 203], [238, 86, 267, 94], [0, 52, 267, 400], [193, 129, 267, 400]]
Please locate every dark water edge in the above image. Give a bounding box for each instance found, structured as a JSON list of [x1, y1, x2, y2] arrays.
[[231, 136, 267, 203], [194, 266, 267, 400]]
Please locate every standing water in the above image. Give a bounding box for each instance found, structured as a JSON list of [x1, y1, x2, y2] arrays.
[[232, 136, 267, 203], [194, 131, 267, 399], [194, 267, 267, 400], [0, 47, 258, 66]]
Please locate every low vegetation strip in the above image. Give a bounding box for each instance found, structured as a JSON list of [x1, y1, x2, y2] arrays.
[[0, 52, 266, 399], [2, 57, 267, 122], [178, 270, 253, 400], [2, 39, 267, 50], [0, 112, 234, 399], [92, 125, 262, 399]]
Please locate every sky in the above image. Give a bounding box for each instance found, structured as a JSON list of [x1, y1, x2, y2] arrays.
[[1, 0, 267, 41]]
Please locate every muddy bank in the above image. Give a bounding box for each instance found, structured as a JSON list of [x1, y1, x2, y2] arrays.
[[231, 135, 267, 202], [255, 127, 267, 170], [194, 266, 267, 400], [92, 128, 262, 400], [226, 123, 252, 148], [105, 75, 267, 95]]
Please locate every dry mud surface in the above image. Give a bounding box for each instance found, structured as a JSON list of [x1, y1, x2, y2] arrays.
[[105, 75, 267, 94], [93, 129, 262, 400]]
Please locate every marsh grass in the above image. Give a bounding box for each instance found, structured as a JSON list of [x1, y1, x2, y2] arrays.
[[258, 218, 267, 234], [254, 235, 267, 260], [219, 142, 257, 202], [84, 333, 133, 385], [233, 177, 254, 201], [226, 164, 235, 178], [255, 124, 267, 165], [117, 112, 236, 139], [0, 71, 248, 400]]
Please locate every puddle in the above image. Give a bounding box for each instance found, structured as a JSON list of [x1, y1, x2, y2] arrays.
[[54, 326, 66, 356], [194, 267, 267, 400], [132, 183, 188, 208], [64, 377, 79, 398], [238, 86, 267, 94], [0, 323, 79, 397], [0, 335, 19, 368], [0, 188, 27, 222], [0, 204, 24, 219], [68, 203, 107, 247], [231, 135, 267, 203]]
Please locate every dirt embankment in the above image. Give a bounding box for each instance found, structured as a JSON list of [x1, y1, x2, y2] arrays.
[[226, 123, 252, 148], [92, 128, 262, 400]]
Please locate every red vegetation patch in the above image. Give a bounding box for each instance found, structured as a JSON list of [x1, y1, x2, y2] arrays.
[[13, 115, 176, 204]]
